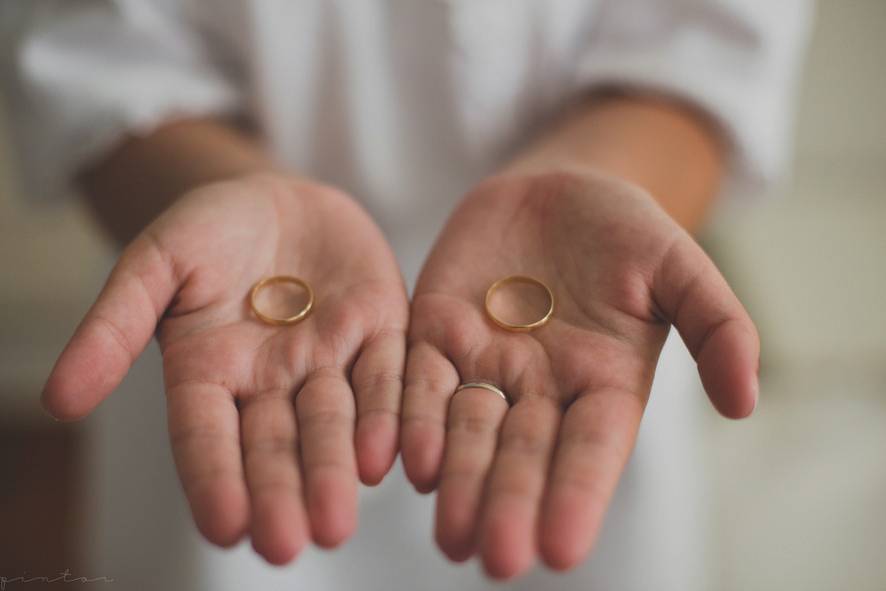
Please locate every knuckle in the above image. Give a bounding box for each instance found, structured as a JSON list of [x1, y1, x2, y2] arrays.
[[401, 410, 443, 431], [301, 457, 354, 475], [486, 480, 536, 503], [439, 465, 481, 483], [90, 314, 136, 364], [249, 477, 299, 496], [181, 464, 241, 493], [404, 371, 455, 398], [170, 425, 232, 449], [552, 471, 603, 497], [447, 413, 497, 438], [353, 369, 403, 397], [499, 429, 548, 457], [244, 435, 296, 460], [357, 406, 399, 422], [300, 407, 352, 429]]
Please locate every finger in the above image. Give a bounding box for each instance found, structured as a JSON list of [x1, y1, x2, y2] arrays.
[[166, 380, 249, 548], [478, 395, 561, 580], [539, 388, 644, 571], [351, 329, 406, 485], [240, 389, 310, 565], [296, 368, 359, 548], [43, 233, 179, 420], [400, 342, 460, 493], [435, 387, 509, 562], [655, 237, 760, 418]]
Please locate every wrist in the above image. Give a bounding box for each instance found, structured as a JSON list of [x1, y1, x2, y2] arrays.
[[497, 93, 724, 232], [79, 118, 277, 246]]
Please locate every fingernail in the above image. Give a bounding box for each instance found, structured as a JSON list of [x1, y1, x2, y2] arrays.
[[39, 395, 60, 422], [751, 375, 760, 414]]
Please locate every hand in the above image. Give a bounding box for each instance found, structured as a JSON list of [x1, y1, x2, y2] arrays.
[[43, 173, 409, 563], [401, 169, 759, 578]]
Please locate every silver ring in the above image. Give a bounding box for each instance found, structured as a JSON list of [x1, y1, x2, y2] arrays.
[[455, 382, 509, 404]]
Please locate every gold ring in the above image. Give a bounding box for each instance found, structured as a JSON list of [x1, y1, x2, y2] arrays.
[[249, 275, 314, 326], [484, 275, 554, 332], [455, 382, 509, 404]]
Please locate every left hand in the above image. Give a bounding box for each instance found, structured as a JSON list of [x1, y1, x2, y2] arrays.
[[401, 169, 759, 578], [42, 173, 409, 562]]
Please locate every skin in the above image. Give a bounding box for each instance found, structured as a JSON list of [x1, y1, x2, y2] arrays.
[[42, 94, 758, 577], [401, 95, 759, 579], [45, 171, 410, 562]]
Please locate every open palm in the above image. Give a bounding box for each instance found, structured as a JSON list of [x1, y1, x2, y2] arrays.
[[401, 170, 759, 578], [42, 173, 408, 564]]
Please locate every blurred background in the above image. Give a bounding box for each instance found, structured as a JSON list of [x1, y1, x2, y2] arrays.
[[0, 1, 884, 589]]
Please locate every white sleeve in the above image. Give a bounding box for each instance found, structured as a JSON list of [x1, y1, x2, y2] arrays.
[[574, 0, 814, 200], [0, 0, 242, 202]]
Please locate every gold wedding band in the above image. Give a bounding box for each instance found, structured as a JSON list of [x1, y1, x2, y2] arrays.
[[455, 382, 509, 404], [484, 275, 554, 332], [249, 275, 314, 326]]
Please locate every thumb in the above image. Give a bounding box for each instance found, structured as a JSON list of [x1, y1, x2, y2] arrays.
[[654, 235, 760, 419], [42, 233, 179, 420]]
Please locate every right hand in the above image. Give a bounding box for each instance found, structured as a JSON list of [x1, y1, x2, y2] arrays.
[[42, 173, 409, 564], [401, 170, 759, 577]]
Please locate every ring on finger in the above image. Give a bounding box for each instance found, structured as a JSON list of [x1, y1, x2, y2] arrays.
[[455, 381, 509, 405]]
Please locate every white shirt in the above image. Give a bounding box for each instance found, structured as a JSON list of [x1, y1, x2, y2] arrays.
[[0, 1, 811, 589], [3, 0, 810, 280]]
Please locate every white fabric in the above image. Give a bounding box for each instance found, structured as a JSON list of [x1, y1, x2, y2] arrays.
[[1, 1, 810, 588], [3, 2, 812, 253]]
